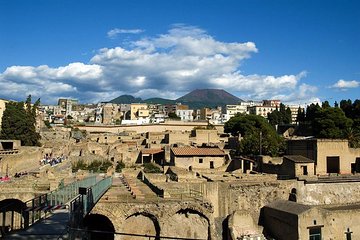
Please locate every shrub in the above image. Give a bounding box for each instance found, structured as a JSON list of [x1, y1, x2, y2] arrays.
[[143, 163, 162, 173], [115, 161, 125, 173], [71, 160, 113, 173]]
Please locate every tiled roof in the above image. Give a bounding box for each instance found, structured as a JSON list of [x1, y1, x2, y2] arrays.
[[142, 148, 164, 155], [171, 147, 225, 156], [284, 155, 315, 163]]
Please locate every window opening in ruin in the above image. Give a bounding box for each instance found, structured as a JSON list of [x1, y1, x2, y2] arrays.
[[326, 156, 340, 174], [210, 161, 214, 169], [302, 165, 308, 175], [199, 158, 203, 163], [309, 227, 321, 240], [353, 158, 360, 174]]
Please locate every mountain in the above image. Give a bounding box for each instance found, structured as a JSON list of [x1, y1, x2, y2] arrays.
[[176, 89, 242, 109], [109, 89, 242, 109], [110, 95, 142, 104], [143, 98, 176, 105]]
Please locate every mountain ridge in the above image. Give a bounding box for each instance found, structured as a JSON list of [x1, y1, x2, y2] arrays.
[[109, 89, 242, 109]]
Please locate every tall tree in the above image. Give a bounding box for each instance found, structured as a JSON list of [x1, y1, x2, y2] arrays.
[[0, 96, 41, 146], [224, 114, 284, 156], [267, 103, 292, 126], [296, 107, 305, 123], [312, 107, 353, 139]]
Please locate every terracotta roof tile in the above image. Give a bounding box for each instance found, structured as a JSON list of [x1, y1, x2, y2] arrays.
[[142, 149, 163, 155], [171, 147, 225, 156]]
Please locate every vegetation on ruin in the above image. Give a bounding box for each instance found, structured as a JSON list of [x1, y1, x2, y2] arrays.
[[143, 162, 162, 173], [224, 114, 285, 156], [72, 160, 113, 173], [115, 161, 125, 173], [0, 95, 41, 146]]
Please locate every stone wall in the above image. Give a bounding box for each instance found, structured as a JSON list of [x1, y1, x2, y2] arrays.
[[77, 122, 224, 134], [297, 181, 360, 205]]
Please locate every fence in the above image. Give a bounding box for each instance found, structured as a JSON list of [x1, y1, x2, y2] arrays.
[[0, 175, 98, 237]]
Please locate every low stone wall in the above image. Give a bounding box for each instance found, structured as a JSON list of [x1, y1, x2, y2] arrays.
[[297, 181, 360, 205]]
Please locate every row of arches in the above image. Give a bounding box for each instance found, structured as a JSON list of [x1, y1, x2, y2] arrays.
[[84, 208, 211, 240]]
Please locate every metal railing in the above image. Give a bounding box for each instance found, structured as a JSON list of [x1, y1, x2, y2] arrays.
[[24, 175, 97, 228], [68, 176, 113, 240], [0, 175, 98, 237]]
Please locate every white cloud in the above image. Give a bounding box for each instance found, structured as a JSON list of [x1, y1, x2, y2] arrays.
[[0, 25, 318, 104], [107, 28, 144, 39], [331, 79, 360, 89]]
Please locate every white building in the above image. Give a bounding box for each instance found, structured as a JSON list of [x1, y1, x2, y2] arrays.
[[248, 105, 277, 118], [176, 109, 194, 121]]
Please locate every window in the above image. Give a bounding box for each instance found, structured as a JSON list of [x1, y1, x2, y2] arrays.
[[309, 227, 321, 240], [199, 158, 203, 163]]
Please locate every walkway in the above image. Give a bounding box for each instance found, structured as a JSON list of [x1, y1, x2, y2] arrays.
[[2, 175, 112, 239], [4, 209, 69, 239]]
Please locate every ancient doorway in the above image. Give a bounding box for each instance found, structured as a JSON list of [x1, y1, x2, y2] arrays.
[[326, 156, 340, 174], [83, 214, 115, 240]]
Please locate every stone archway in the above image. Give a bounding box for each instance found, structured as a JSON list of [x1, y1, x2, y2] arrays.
[[83, 213, 115, 240], [0, 198, 28, 232], [120, 212, 160, 239], [162, 208, 210, 239]]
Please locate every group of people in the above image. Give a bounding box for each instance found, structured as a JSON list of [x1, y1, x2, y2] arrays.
[[14, 171, 28, 178], [0, 175, 10, 182], [40, 154, 66, 166]]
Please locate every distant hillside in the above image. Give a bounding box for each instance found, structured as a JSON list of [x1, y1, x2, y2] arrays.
[[110, 95, 142, 104], [143, 98, 176, 105], [176, 89, 242, 109], [109, 89, 242, 109]]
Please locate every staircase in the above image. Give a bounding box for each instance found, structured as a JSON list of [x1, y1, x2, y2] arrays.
[[103, 173, 158, 201]]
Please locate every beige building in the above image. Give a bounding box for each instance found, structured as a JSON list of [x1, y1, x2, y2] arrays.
[[226, 104, 248, 118], [170, 147, 226, 170], [263, 200, 360, 240], [191, 129, 219, 145], [287, 138, 360, 175], [261, 155, 315, 179], [130, 103, 149, 120]]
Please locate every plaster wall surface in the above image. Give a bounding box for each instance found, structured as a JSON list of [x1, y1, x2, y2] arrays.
[[297, 181, 360, 205]]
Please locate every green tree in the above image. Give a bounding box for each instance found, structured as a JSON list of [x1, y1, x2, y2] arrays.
[[0, 96, 41, 146], [313, 107, 353, 139], [296, 107, 305, 123], [267, 103, 292, 126], [224, 114, 284, 156], [168, 112, 180, 120]]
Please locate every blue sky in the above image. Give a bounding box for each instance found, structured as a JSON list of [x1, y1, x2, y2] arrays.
[[0, 0, 359, 105]]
